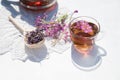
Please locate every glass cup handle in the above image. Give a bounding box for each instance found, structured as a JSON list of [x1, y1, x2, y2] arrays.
[[96, 46, 107, 57]]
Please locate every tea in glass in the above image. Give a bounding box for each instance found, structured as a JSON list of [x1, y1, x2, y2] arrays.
[[69, 16, 100, 54]]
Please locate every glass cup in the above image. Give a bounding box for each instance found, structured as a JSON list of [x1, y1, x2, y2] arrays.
[[69, 16, 100, 55], [20, 0, 57, 10]]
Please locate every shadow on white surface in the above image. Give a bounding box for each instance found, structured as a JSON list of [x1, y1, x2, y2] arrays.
[[10, 37, 49, 62], [71, 44, 107, 71], [1, 0, 58, 26], [25, 44, 49, 62]]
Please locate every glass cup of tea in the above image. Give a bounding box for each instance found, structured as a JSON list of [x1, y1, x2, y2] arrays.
[[20, 0, 57, 10], [69, 16, 100, 55]]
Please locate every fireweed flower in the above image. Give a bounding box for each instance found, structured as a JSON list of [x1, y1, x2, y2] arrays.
[[74, 20, 93, 33], [35, 10, 78, 44]]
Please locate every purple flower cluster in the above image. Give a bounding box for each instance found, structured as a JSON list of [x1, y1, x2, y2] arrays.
[[74, 20, 93, 33], [34, 10, 78, 42], [44, 22, 64, 39], [35, 14, 68, 39]]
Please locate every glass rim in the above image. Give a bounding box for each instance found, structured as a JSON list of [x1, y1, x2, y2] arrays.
[[69, 16, 100, 38]]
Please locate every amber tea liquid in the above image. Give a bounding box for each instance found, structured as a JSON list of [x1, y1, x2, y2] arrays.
[[20, 0, 56, 10], [70, 22, 99, 54]]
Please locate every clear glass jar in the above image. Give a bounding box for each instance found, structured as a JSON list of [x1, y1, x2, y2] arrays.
[[20, 0, 57, 10]]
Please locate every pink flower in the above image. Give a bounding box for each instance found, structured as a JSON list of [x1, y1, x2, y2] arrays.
[[75, 20, 93, 33]]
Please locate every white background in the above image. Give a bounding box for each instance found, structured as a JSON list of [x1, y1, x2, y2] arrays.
[[0, 0, 120, 80]]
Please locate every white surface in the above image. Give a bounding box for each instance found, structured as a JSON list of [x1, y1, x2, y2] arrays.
[[0, 0, 120, 80]]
